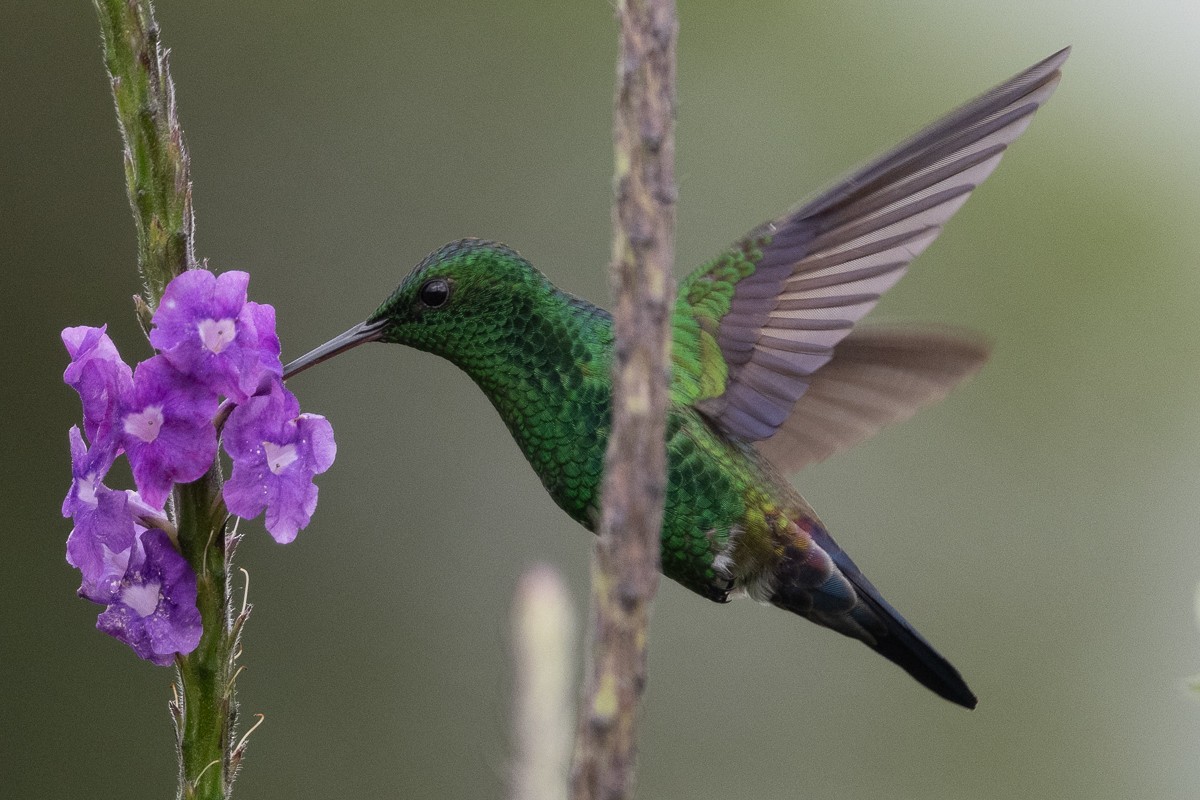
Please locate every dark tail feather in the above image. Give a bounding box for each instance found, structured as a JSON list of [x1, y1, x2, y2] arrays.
[[847, 574, 977, 709], [772, 547, 977, 709]]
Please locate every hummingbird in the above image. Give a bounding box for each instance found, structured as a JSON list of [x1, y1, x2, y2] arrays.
[[284, 49, 1067, 708]]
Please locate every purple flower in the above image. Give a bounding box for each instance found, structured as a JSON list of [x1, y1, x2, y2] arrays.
[[150, 269, 282, 402], [96, 528, 202, 666], [242, 300, 283, 384], [223, 378, 336, 543], [60, 269, 334, 664], [63, 426, 137, 602], [118, 355, 219, 508], [64, 427, 197, 664], [62, 326, 134, 448]]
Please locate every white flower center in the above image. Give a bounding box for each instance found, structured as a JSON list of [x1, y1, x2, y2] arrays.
[[124, 406, 165, 443], [263, 441, 299, 475], [77, 472, 100, 507], [102, 543, 132, 577], [121, 581, 162, 617], [198, 318, 237, 354]]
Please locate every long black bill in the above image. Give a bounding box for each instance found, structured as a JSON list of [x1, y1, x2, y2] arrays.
[[283, 318, 387, 380]]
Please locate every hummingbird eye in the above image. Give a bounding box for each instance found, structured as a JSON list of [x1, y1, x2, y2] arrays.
[[418, 278, 451, 308]]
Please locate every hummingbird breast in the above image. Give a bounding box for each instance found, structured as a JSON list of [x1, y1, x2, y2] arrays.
[[450, 288, 784, 601]]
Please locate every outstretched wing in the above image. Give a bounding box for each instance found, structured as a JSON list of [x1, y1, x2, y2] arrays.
[[672, 48, 1067, 447], [752, 325, 989, 473]]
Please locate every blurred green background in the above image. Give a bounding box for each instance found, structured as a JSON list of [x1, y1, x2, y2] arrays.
[[4, 2, 1199, 798]]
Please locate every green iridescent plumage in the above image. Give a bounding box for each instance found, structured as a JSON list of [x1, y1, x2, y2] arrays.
[[372, 241, 753, 597], [671, 235, 764, 406], [284, 49, 1068, 708]]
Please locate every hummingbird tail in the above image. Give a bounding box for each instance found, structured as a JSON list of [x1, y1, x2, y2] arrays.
[[770, 541, 978, 709], [844, 571, 978, 710]]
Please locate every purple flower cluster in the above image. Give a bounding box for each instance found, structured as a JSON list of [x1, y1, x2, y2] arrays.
[[62, 270, 335, 664]]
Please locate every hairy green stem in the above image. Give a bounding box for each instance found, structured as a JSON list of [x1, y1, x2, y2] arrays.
[[93, 3, 241, 798], [94, 0, 196, 306], [174, 475, 239, 800]]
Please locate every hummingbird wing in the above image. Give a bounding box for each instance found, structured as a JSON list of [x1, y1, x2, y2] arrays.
[[672, 48, 1067, 445], [753, 325, 989, 473]]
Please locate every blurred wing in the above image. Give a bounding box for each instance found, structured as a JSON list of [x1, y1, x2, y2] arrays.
[[754, 325, 989, 473], [672, 48, 1066, 441]]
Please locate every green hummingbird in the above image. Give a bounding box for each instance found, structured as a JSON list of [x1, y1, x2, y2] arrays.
[[284, 49, 1067, 708]]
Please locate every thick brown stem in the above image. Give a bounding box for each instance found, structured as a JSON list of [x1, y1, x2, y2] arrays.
[[570, 2, 677, 799]]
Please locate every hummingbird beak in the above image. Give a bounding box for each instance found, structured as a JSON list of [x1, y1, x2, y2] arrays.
[[283, 318, 387, 380]]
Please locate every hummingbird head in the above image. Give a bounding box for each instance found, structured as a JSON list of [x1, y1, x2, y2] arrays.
[[283, 238, 548, 378]]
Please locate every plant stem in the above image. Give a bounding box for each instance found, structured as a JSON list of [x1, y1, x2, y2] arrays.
[[570, 1, 677, 799], [174, 474, 238, 800], [93, 0, 197, 307], [93, 3, 240, 798], [511, 566, 576, 800]]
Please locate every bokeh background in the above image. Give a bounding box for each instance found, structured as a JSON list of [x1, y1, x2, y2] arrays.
[[4, 2, 1199, 798]]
